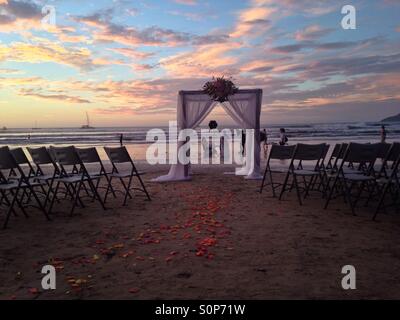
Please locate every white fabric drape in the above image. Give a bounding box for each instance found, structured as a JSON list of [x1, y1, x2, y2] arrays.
[[222, 93, 257, 128], [178, 93, 216, 129], [153, 89, 263, 182], [223, 92, 261, 178], [153, 93, 216, 182]]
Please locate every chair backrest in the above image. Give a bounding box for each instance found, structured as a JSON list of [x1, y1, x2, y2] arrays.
[[338, 143, 348, 159], [76, 147, 101, 164], [344, 143, 381, 164], [268, 145, 296, 160], [10, 148, 30, 165], [0, 146, 18, 170], [293, 143, 327, 161], [387, 142, 400, 162], [377, 143, 391, 159], [322, 144, 330, 162], [390, 153, 400, 179], [27, 147, 54, 165], [50, 146, 81, 166], [331, 144, 342, 157], [104, 146, 132, 164]]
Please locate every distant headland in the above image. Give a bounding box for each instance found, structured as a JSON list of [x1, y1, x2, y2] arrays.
[[382, 113, 400, 122]]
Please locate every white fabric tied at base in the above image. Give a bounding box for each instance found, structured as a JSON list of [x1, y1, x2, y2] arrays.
[[152, 89, 263, 182]]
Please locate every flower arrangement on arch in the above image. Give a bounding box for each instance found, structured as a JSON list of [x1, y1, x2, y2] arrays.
[[203, 76, 239, 102]]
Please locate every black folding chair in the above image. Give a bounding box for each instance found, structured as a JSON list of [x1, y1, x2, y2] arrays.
[[376, 143, 400, 179], [48, 146, 106, 215], [373, 143, 400, 220], [0, 146, 50, 229], [10, 147, 55, 204], [27, 147, 62, 208], [76, 147, 116, 201], [324, 143, 381, 215], [259, 144, 296, 197], [279, 143, 327, 205], [104, 147, 151, 205]]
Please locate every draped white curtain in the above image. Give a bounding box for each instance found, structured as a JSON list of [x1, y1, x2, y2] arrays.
[[153, 89, 262, 182], [154, 93, 216, 182], [223, 92, 261, 178], [178, 93, 216, 129]]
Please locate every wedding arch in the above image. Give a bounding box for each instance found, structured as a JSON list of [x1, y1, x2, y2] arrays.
[[153, 89, 263, 182]]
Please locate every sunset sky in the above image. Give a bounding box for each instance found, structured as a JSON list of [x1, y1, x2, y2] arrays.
[[0, 0, 399, 128]]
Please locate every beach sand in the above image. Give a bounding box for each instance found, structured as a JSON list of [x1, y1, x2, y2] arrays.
[[1, 163, 400, 300]]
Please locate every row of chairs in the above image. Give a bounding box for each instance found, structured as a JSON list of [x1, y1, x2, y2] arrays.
[[260, 142, 400, 220], [0, 146, 151, 229]]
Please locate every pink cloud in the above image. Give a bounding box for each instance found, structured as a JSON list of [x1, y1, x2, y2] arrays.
[[295, 25, 333, 41], [174, 0, 197, 5]]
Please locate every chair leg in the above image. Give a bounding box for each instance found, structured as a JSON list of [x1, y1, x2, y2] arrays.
[[86, 178, 106, 210], [293, 175, 303, 205], [3, 187, 20, 229], [279, 171, 291, 200], [373, 182, 390, 220], [28, 184, 51, 221], [48, 181, 60, 215], [343, 181, 356, 215], [92, 178, 101, 201], [106, 175, 117, 199], [123, 176, 134, 206], [14, 190, 29, 218], [324, 176, 339, 209], [43, 179, 56, 209], [352, 181, 365, 211], [0, 190, 19, 218], [303, 175, 314, 199], [70, 181, 83, 216], [136, 174, 151, 201], [67, 182, 85, 208], [364, 181, 377, 207], [104, 176, 112, 204], [119, 177, 133, 200], [269, 170, 276, 198], [260, 168, 268, 194]]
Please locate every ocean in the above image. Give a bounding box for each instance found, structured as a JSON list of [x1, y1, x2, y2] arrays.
[[1, 122, 399, 160]]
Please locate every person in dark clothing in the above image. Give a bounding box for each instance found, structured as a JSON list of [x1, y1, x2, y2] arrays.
[[260, 128, 268, 155], [381, 125, 387, 143], [208, 120, 218, 130], [241, 130, 246, 156], [207, 120, 219, 157], [119, 133, 123, 146], [279, 128, 288, 145]]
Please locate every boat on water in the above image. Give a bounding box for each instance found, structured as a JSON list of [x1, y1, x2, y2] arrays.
[[81, 112, 94, 129], [32, 121, 41, 130], [1, 126, 6, 131]]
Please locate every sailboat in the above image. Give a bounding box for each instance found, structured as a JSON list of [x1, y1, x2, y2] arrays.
[[32, 121, 41, 130], [81, 112, 94, 129]]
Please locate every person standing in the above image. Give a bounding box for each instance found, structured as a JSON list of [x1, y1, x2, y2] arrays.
[[119, 133, 124, 146], [279, 128, 288, 146], [241, 129, 246, 156], [380, 125, 387, 143], [208, 120, 219, 158], [260, 129, 268, 157]]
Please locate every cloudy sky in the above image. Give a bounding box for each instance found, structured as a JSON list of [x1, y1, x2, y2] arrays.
[[0, 0, 399, 128]]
